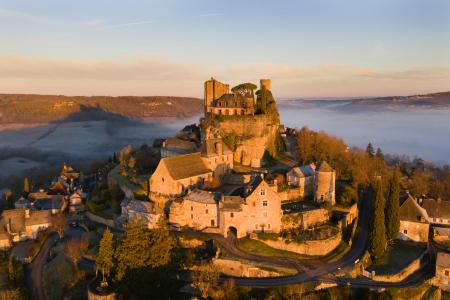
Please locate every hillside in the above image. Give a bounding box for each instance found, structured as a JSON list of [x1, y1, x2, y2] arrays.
[[0, 94, 203, 124], [349, 91, 450, 109]]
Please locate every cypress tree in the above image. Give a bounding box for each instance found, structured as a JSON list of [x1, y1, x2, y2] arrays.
[[366, 143, 375, 157], [368, 182, 387, 261], [23, 177, 30, 194], [385, 170, 400, 241]]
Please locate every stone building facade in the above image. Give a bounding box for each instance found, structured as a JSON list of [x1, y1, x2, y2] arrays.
[[398, 195, 430, 242], [168, 176, 282, 238], [436, 252, 450, 291]]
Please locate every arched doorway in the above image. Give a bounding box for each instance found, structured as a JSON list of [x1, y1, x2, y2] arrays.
[[227, 226, 238, 238]]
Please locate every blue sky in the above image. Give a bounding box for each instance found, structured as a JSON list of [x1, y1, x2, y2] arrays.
[[0, 0, 449, 97]]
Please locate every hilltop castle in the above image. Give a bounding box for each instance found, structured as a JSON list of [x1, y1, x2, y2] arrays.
[[204, 78, 273, 116]]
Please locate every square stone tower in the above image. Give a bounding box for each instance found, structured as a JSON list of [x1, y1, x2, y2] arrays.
[[204, 78, 229, 114]]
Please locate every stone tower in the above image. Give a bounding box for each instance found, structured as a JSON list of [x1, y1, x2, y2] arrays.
[[260, 79, 271, 91], [204, 78, 229, 114], [314, 161, 336, 206]]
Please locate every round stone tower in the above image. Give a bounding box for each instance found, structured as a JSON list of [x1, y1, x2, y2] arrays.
[[260, 79, 271, 91], [314, 161, 335, 206]]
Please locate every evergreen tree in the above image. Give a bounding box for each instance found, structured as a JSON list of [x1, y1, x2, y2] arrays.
[[114, 217, 174, 281], [376, 148, 384, 160], [23, 177, 29, 194], [368, 182, 387, 261], [96, 228, 114, 282], [366, 143, 375, 157], [385, 170, 400, 241]]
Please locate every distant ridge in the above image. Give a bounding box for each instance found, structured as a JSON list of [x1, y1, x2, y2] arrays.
[[0, 94, 203, 124]]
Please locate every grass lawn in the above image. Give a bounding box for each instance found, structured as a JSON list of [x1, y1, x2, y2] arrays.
[[367, 240, 427, 275], [237, 238, 315, 260]]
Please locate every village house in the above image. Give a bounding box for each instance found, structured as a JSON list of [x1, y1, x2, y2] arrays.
[[169, 190, 219, 230], [168, 175, 282, 238], [421, 198, 450, 225], [160, 137, 197, 158], [0, 227, 10, 249], [0, 208, 52, 243], [120, 199, 163, 229], [150, 137, 233, 204], [286, 163, 316, 197], [435, 252, 450, 291], [219, 175, 282, 238], [398, 195, 430, 242]]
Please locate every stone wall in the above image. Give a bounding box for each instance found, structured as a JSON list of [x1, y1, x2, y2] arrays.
[[371, 249, 427, 282], [282, 208, 329, 230], [86, 211, 116, 228], [205, 113, 280, 167], [211, 258, 294, 277], [399, 220, 429, 242], [278, 186, 304, 202], [256, 231, 341, 256]]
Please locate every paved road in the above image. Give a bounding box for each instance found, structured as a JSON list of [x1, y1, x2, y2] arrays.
[[25, 233, 58, 300]]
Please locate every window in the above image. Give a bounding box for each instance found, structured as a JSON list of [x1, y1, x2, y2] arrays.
[[434, 218, 436, 222], [404, 229, 408, 234], [417, 216, 421, 221], [191, 206, 193, 211], [161, 177, 164, 183], [446, 270, 449, 277], [191, 214, 193, 219], [263, 200, 268, 207], [260, 189, 266, 196], [205, 209, 208, 214], [211, 219, 215, 226], [252, 201, 256, 207], [230, 213, 234, 218], [441, 219, 444, 223], [268, 224, 271, 230]]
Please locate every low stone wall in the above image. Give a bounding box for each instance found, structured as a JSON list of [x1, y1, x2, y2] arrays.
[[371, 250, 427, 282], [278, 187, 304, 202], [211, 258, 293, 277], [282, 208, 329, 230], [86, 211, 116, 228], [256, 231, 342, 256]]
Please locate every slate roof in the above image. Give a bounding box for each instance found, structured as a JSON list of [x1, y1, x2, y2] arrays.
[[184, 189, 218, 204], [230, 175, 263, 198], [437, 252, 450, 268], [221, 196, 244, 211], [316, 161, 333, 172], [200, 139, 232, 157], [163, 137, 196, 151], [162, 152, 211, 180], [421, 198, 450, 219], [399, 195, 429, 223], [290, 164, 316, 178], [126, 200, 161, 214]]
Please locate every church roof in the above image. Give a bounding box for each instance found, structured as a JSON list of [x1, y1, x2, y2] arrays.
[[399, 195, 429, 223], [316, 161, 333, 172], [162, 152, 211, 180]]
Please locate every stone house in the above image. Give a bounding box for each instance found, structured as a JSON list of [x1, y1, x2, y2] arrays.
[[286, 163, 316, 197], [421, 198, 450, 225], [150, 138, 233, 202], [219, 176, 282, 238], [398, 195, 430, 242], [160, 137, 197, 158], [121, 199, 163, 229], [150, 152, 213, 199], [0, 208, 52, 243], [435, 252, 450, 291], [0, 227, 10, 249], [169, 190, 219, 230]]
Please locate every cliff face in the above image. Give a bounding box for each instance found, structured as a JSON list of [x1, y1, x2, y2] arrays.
[[203, 112, 281, 167]]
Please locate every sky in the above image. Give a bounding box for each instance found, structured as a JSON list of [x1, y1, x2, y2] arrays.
[[0, 0, 449, 98]]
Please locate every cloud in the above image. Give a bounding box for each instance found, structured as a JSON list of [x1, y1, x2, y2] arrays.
[[0, 55, 448, 97], [0, 56, 203, 81]]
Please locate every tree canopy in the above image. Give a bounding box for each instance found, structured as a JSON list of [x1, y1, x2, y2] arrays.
[[231, 82, 257, 96]]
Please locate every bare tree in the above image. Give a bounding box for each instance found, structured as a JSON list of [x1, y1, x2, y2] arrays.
[[64, 236, 88, 273], [51, 213, 68, 238]]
